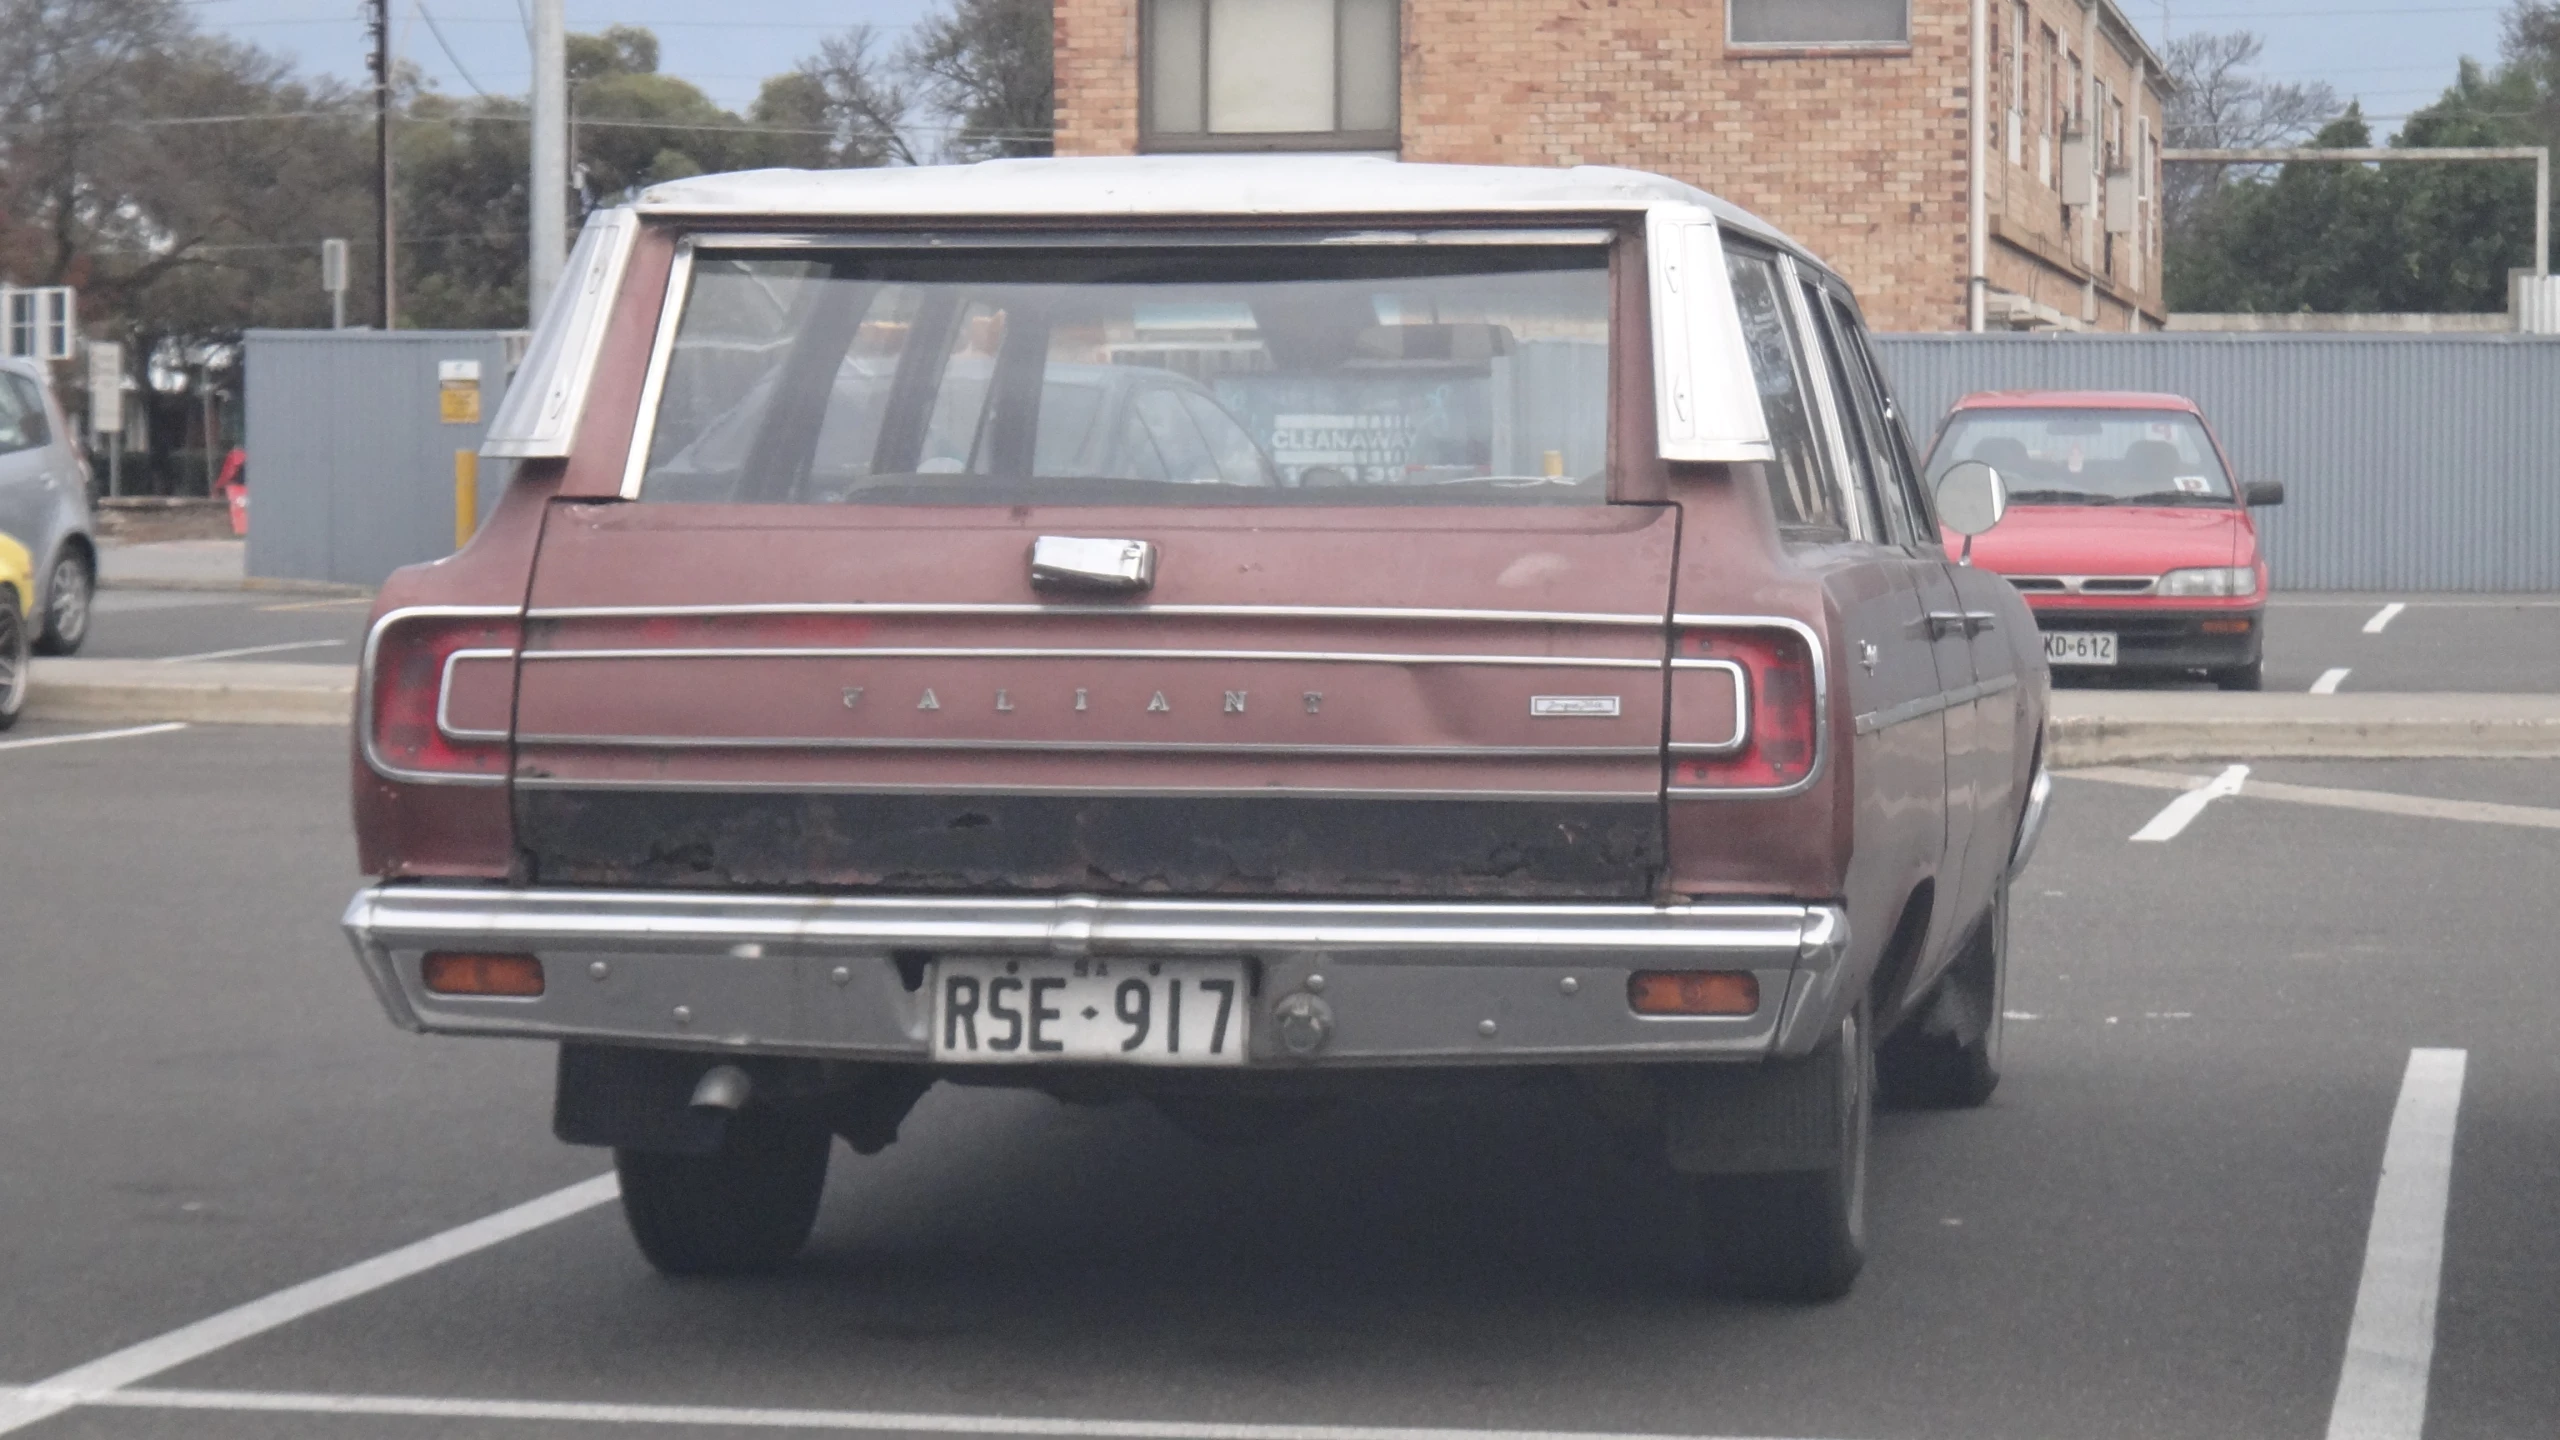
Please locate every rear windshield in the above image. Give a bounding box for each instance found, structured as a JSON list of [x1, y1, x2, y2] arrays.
[[1927, 407, 2234, 506], [633, 244, 1612, 507]]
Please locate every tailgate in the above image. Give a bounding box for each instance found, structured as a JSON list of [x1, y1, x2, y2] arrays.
[[515, 502, 1677, 898], [509, 228, 1686, 898]]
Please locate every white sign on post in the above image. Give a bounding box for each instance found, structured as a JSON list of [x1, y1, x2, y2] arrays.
[[88, 341, 125, 435]]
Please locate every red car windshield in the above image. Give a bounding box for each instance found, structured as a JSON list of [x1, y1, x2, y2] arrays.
[[1928, 407, 2234, 506]]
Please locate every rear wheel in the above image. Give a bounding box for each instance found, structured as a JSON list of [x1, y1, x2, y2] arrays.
[[1693, 1005, 1872, 1302], [1880, 879, 2007, 1109], [0, 589, 28, 730], [615, 1107, 832, 1276], [33, 550, 90, 656], [2211, 659, 2262, 691]]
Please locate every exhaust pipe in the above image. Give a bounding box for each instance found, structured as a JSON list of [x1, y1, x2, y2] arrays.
[[688, 1064, 753, 1112]]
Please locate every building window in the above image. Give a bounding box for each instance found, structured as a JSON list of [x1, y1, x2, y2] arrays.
[[1728, 0, 1909, 46], [2006, 2, 2027, 165], [1143, 0, 1399, 151]]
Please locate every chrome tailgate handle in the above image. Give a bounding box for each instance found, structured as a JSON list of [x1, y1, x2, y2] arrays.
[[1031, 536, 1156, 593]]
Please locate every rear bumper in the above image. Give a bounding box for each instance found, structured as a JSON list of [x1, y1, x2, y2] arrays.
[[2032, 603, 2263, 672], [343, 886, 1851, 1067]]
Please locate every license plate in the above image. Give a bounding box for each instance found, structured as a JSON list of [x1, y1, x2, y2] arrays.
[[930, 959, 1248, 1064], [2044, 631, 2118, 666]]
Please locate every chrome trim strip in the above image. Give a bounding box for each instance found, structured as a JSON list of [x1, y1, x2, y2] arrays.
[[515, 734, 1661, 759], [615, 237, 696, 500], [687, 228, 1621, 251], [2008, 574, 2160, 596], [1664, 614, 1829, 799], [2009, 762, 2054, 878], [349, 884, 1841, 958], [1778, 253, 1877, 544], [1851, 670, 2022, 736], [434, 647, 518, 744], [1668, 655, 1750, 757], [510, 776, 1659, 801], [525, 601, 1667, 628], [358, 606, 522, 788], [520, 645, 1660, 671]]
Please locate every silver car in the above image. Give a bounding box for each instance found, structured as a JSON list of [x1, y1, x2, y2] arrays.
[[0, 356, 94, 654]]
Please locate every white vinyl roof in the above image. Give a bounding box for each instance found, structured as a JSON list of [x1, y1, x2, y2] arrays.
[[634, 155, 1807, 256]]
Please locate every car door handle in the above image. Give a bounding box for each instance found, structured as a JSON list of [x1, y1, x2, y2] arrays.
[[1927, 611, 1999, 637]]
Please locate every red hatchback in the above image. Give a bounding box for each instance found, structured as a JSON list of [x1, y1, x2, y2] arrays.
[[1923, 390, 2283, 689]]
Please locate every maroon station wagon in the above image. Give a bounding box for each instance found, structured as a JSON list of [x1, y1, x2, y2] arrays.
[[343, 158, 2050, 1301]]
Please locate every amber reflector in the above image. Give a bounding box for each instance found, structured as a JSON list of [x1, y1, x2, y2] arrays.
[[1628, 970, 1759, 1016], [422, 951, 545, 997], [2199, 618, 2253, 635]]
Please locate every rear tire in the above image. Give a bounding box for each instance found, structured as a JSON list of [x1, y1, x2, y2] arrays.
[[1880, 879, 2007, 1109], [615, 1107, 832, 1276], [2211, 659, 2262, 691], [1692, 1006, 1872, 1302]]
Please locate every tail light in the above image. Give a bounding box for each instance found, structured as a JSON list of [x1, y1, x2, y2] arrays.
[[363, 608, 519, 784], [1670, 621, 1822, 791]]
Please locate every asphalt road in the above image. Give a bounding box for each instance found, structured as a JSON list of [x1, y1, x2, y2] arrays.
[[80, 590, 369, 666], [78, 584, 2559, 695], [3, 721, 2556, 1439]]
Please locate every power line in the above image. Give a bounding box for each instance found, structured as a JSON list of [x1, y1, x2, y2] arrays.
[[0, 109, 1055, 139], [414, 0, 491, 97]]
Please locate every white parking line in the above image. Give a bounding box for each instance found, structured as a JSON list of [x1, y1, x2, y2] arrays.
[[2130, 763, 2249, 842], [0, 722, 188, 754], [2312, 667, 2352, 694], [257, 596, 372, 612], [0, 1387, 1861, 1440], [2362, 603, 2406, 634], [152, 638, 348, 663], [0, 1174, 617, 1435], [2066, 766, 2560, 832], [2325, 1048, 2466, 1440]]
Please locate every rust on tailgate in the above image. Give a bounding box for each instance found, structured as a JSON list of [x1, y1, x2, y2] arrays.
[[515, 792, 1662, 899]]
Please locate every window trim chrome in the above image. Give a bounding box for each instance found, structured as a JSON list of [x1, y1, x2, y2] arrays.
[[615, 237, 696, 500], [481, 208, 638, 459]]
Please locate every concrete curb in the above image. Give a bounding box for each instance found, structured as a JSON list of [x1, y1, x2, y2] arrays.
[[98, 577, 374, 597], [2047, 692, 2560, 766], [27, 660, 353, 728]]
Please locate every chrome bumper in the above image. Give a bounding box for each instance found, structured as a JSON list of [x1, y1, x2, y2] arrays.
[[2010, 762, 2055, 878], [343, 887, 1852, 1066]]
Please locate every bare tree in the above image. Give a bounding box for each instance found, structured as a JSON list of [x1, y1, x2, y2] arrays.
[[2161, 31, 2343, 248], [907, 0, 1052, 159], [793, 27, 923, 168]]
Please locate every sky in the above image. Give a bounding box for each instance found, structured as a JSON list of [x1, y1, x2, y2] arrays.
[[195, 0, 2522, 136]]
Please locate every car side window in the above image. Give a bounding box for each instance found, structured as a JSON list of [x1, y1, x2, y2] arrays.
[[1723, 248, 1844, 537], [1827, 293, 1941, 544], [1796, 278, 1895, 546], [0, 375, 39, 454], [1803, 288, 1921, 549]]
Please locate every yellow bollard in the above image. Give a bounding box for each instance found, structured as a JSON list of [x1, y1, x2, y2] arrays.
[[454, 450, 478, 550]]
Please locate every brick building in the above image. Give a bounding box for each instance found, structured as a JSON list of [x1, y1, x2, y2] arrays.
[[1053, 0, 2171, 332]]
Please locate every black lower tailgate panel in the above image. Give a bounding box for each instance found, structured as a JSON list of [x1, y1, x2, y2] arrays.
[[517, 792, 1663, 899]]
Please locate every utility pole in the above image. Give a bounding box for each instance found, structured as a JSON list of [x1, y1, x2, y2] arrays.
[[367, 0, 396, 329], [529, 0, 568, 321]]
